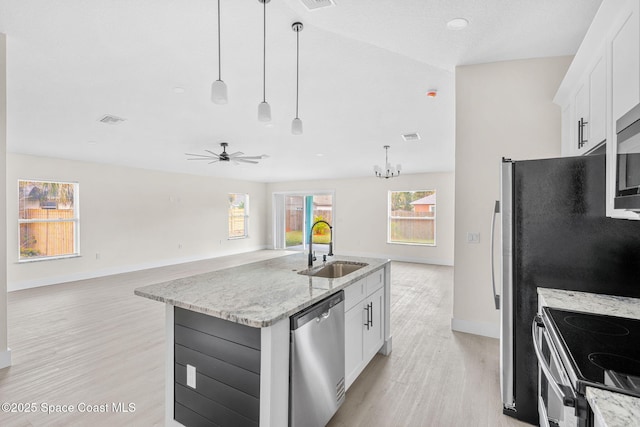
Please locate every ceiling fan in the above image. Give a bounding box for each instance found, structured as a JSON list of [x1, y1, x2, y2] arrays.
[[185, 142, 267, 165]]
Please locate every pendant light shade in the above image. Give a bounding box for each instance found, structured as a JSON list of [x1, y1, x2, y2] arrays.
[[291, 22, 303, 135], [211, 0, 228, 104], [258, 0, 271, 122], [212, 80, 227, 104], [291, 117, 303, 134], [258, 101, 271, 122]]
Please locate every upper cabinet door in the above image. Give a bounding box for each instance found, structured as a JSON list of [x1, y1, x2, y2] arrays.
[[611, 0, 640, 123], [589, 55, 607, 146]]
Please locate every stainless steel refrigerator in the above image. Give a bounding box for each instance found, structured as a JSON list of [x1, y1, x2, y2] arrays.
[[494, 155, 640, 425]]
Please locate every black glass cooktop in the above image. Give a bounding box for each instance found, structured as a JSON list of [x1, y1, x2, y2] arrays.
[[544, 307, 640, 398]]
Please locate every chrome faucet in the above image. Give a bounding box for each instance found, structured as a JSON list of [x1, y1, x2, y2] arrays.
[[308, 220, 333, 267]]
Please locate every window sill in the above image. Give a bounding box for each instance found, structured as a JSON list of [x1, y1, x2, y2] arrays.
[[18, 254, 81, 264], [228, 236, 249, 240]]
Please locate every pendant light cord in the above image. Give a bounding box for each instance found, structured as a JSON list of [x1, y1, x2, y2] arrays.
[[295, 30, 299, 119], [217, 0, 221, 80], [262, 0, 266, 103]]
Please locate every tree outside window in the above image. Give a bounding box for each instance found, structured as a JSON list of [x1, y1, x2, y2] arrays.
[[388, 190, 436, 246], [229, 193, 249, 239], [19, 180, 79, 260]]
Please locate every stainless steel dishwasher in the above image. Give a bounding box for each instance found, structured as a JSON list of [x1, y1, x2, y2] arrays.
[[290, 290, 345, 427]]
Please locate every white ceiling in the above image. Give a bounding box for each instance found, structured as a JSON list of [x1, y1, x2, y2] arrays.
[[0, 0, 602, 182]]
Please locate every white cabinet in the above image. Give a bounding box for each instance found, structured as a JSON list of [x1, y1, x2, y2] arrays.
[[558, 50, 607, 156], [554, 0, 640, 219], [344, 268, 386, 390], [611, 0, 640, 123], [588, 56, 607, 146]]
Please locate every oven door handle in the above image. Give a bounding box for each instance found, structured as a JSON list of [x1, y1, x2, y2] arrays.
[[532, 316, 577, 408]]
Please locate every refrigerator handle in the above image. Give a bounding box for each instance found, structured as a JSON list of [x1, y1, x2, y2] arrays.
[[490, 200, 501, 310]]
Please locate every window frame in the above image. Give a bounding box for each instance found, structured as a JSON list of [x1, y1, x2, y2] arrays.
[[387, 189, 437, 247], [228, 193, 250, 239], [18, 179, 80, 262]]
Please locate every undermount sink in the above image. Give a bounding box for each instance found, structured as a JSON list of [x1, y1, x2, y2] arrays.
[[299, 261, 369, 278]]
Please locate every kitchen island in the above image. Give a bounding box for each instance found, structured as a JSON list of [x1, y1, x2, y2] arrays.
[[135, 252, 391, 427]]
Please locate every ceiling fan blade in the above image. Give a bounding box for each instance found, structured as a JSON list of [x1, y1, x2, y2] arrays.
[[235, 158, 259, 164], [237, 156, 263, 160], [208, 159, 220, 164], [185, 152, 215, 158], [204, 150, 221, 158], [187, 157, 216, 161], [227, 151, 244, 157]]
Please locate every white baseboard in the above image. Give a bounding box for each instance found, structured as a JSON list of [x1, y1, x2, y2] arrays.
[[0, 348, 11, 369], [8, 246, 268, 292], [451, 317, 500, 339]]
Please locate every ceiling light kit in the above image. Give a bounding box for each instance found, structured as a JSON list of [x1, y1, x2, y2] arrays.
[[258, 0, 272, 122], [446, 17, 469, 30], [185, 142, 267, 165], [211, 0, 228, 104], [374, 145, 402, 179], [291, 22, 304, 135]]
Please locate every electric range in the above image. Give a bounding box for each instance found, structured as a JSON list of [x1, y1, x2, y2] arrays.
[[543, 306, 640, 398]]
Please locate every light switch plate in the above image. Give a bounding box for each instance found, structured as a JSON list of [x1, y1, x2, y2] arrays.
[[467, 232, 480, 244], [186, 364, 196, 389]]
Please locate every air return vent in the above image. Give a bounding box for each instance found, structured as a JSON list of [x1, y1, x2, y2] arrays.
[[98, 114, 126, 125], [300, 0, 335, 11], [402, 132, 421, 142]]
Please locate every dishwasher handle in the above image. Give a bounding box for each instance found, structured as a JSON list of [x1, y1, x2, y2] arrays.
[[291, 290, 345, 330]]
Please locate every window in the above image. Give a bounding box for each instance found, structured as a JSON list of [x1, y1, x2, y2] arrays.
[[388, 190, 436, 246], [19, 180, 79, 261], [229, 193, 249, 238]]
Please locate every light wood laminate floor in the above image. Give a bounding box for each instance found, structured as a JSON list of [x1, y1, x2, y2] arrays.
[[0, 251, 528, 427]]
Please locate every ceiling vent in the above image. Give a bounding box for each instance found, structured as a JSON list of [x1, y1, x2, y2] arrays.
[[402, 132, 421, 142], [98, 114, 126, 125], [300, 0, 335, 11]]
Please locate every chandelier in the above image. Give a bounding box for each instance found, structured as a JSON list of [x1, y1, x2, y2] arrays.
[[374, 145, 401, 179]]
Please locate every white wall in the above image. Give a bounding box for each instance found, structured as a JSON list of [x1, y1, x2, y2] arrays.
[[7, 154, 268, 290], [266, 172, 455, 265], [453, 57, 572, 338], [0, 33, 10, 368]]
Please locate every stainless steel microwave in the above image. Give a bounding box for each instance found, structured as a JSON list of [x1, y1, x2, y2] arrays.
[[615, 103, 640, 211]]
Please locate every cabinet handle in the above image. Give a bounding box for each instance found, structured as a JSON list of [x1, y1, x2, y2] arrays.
[[578, 117, 588, 148], [368, 302, 373, 327], [364, 305, 370, 330]]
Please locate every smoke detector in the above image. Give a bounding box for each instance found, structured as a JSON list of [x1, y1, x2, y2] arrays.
[[402, 133, 421, 142], [300, 0, 335, 11], [98, 114, 126, 125]]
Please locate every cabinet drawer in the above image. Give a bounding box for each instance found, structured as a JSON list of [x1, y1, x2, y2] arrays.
[[366, 268, 384, 295], [344, 278, 366, 311]]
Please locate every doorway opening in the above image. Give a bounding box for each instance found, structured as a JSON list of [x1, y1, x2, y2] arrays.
[[274, 192, 334, 252]]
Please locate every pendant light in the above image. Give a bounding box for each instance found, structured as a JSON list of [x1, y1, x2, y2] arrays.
[[374, 145, 402, 179], [211, 0, 228, 104], [257, 0, 271, 122], [291, 22, 304, 135]]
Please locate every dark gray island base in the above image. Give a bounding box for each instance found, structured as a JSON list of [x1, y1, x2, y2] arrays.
[[134, 253, 392, 427]]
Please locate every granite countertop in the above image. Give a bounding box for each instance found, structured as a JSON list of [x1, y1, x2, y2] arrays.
[[135, 253, 389, 328], [538, 288, 640, 427], [538, 288, 640, 320]]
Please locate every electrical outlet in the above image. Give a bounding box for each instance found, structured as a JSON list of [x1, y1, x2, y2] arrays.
[[186, 364, 196, 389], [467, 232, 480, 244]]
